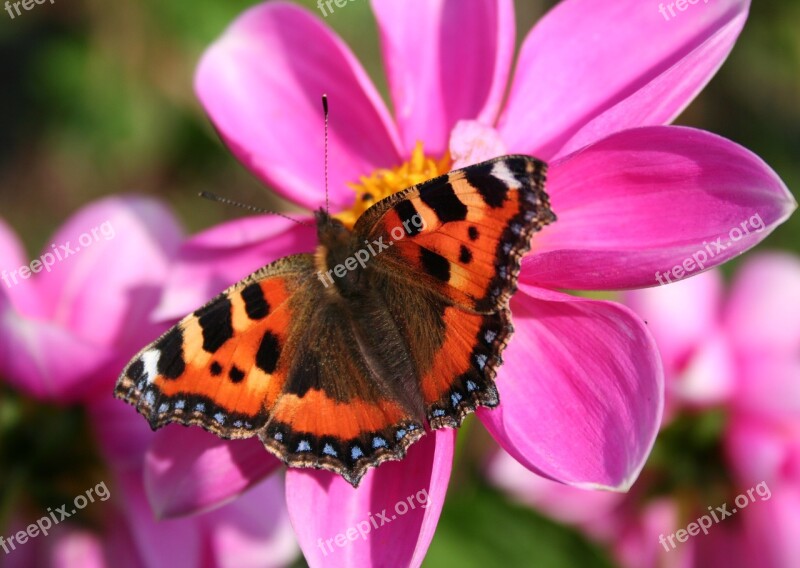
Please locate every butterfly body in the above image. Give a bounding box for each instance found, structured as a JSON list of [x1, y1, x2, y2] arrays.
[[116, 155, 554, 486]]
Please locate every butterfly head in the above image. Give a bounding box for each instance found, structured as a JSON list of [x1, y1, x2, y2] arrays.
[[314, 207, 352, 251]]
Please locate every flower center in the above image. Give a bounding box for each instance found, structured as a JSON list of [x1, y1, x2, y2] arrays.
[[334, 142, 451, 228]]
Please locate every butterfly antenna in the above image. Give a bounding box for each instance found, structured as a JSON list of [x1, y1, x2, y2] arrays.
[[322, 94, 330, 216], [198, 191, 310, 227]]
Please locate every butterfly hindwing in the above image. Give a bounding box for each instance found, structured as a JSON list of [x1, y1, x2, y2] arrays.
[[261, 294, 425, 485]]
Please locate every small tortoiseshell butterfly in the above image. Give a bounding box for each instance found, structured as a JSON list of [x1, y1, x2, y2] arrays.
[[115, 155, 554, 486]]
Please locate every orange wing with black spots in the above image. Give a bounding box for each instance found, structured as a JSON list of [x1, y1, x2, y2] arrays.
[[355, 155, 553, 311], [354, 155, 554, 428], [116, 256, 304, 438], [115, 255, 425, 487]]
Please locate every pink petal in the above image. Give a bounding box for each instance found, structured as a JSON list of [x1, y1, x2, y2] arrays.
[[486, 447, 624, 530], [195, 2, 403, 211], [371, 0, 515, 156], [286, 430, 454, 568], [0, 218, 42, 316], [116, 470, 203, 568], [479, 285, 663, 490], [725, 252, 800, 354], [35, 196, 183, 351], [522, 126, 797, 290], [623, 270, 723, 379], [449, 120, 508, 170], [0, 312, 117, 402], [613, 499, 694, 568], [625, 271, 734, 407], [738, 483, 800, 568], [154, 216, 316, 321], [49, 528, 108, 568], [725, 413, 800, 487], [689, 513, 754, 568], [724, 255, 800, 416], [144, 426, 281, 518], [735, 356, 800, 419], [670, 330, 735, 407], [4, 521, 123, 568], [87, 394, 155, 472], [499, 0, 750, 159], [201, 475, 300, 568], [0, 197, 182, 402]]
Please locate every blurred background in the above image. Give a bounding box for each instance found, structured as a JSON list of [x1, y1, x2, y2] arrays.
[[1, 0, 798, 566]]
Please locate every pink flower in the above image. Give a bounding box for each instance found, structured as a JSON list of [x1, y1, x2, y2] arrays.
[[145, 1, 795, 566], [489, 253, 800, 568], [0, 197, 298, 567]]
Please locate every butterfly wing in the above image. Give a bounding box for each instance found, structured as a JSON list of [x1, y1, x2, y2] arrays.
[[355, 155, 554, 428], [115, 254, 424, 487]]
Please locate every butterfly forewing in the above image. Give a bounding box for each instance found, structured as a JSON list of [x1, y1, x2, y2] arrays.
[[354, 155, 554, 428], [115, 256, 425, 486], [115, 256, 309, 438]]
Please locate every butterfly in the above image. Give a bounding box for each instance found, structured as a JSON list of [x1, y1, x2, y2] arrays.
[[114, 155, 555, 487]]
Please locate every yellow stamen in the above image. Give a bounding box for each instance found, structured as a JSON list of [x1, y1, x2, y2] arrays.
[[334, 142, 451, 229]]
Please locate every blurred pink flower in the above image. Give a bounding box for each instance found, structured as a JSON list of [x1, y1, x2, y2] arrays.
[[143, 1, 795, 566], [0, 197, 298, 567], [489, 253, 800, 568]]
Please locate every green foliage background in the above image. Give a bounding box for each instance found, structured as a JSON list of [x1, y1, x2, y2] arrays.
[[0, 1, 798, 566]]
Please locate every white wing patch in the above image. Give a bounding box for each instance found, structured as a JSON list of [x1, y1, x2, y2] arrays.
[[491, 160, 523, 189], [141, 350, 161, 384]]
